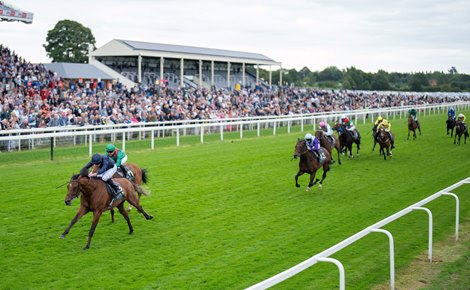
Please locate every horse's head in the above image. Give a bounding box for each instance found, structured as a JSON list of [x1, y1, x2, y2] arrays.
[[315, 130, 323, 139], [65, 174, 81, 206], [377, 128, 388, 142], [293, 138, 307, 158], [333, 123, 344, 134]]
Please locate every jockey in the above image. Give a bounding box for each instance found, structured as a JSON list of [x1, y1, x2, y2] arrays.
[[409, 108, 418, 121], [83, 153, 124, 209], [373, 116, 384, 137], [106, 144, 133, 180], [457, 113, 466, 123], [305, 133, 323, 162], [319, 121, 334, 143], [376, 119, 395, 149], [341, 115, 358, 139], [448, 107, 456, 120]]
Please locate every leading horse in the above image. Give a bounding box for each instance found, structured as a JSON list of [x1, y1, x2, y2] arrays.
[[93, 163, 148, 213], [454, 121, 469, 145], [333, 123, 361, 159], [315, 130, 341, 165], [446, 116, 456, 137], [407, 117, 421, 140], [293, 139, 331, 191], [60, 170, 153, 249]]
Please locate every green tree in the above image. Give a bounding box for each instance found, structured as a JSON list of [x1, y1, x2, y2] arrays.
[[371, 70, 391, 90], [43, 19, 96, 63]]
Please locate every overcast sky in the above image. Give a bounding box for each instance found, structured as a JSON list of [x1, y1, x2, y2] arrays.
[[2, 0, 470, 74]]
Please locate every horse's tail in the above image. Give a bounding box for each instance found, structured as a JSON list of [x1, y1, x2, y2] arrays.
[[133, 183, 150, 196], [141, 168, 148, 184]]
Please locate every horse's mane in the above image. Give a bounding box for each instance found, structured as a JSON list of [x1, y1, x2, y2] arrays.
[[71, 173, 80, 180], [79, 168, 89, 177]]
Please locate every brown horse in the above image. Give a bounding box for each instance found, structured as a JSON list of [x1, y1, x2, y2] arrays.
[[376, 128, 392, 160], [60, 170, 153, 249], [315, 130, 341, 165], [293, 138, 331, 191], [454, 121, 469, 145], [93, 163, 148, 212], [332, 123, 361, 159], [407, 117, 421, 140], [446, 116, 456, 137]]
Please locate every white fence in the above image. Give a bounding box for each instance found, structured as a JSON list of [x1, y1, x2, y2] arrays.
[[1, 102, 469, 154], [246, 177, 470, 290]]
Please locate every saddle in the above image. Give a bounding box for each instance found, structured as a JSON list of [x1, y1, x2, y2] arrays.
[[313, 148, 327, 165]]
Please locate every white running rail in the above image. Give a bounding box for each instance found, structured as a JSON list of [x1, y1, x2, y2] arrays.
[[246, 177, 470, 290]]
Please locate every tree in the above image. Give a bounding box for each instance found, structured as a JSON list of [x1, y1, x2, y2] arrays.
[[43, 19, 96, 63]]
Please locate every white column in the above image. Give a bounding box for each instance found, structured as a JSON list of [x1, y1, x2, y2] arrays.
[[211, 60, 214, 88], [180, 58, 184, 88], [160, 57, 164, 83], [227, 62, 231, 89], [242, 62, 246, 87], [199, 59, 203, 88], [137, 54, 142, 83]]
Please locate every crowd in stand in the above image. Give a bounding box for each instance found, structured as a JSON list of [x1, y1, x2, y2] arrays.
[[1, 44, 469, 131]]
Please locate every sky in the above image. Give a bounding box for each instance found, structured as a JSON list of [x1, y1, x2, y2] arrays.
[[1, 0, 470, 74]]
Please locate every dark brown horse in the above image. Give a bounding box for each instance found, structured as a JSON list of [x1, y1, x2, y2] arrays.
[[332, 123, 361, 159], [93, 163, 148, 212], [446, 116, 456, 137], [407, 117, 421, 140], [315, 130, 341, 165], [293, 139, 331, 191], [454, 121, 469, 145], [376, 128, 392, 160], [60, 170, 153, 249]]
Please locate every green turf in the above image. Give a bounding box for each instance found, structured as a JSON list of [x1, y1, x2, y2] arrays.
[[0, 111, 469, 290]]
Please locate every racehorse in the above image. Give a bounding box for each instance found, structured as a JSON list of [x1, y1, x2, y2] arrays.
[[333, 123, 361, 158], [454, 121, 469, 145], [376, 127, 392, 160], [407, 117, 421, 140], [446, 116, 456, 137], [93, 163, 148, 212], [60, 170, 153, 249], [315, 130, 341, 165], [293, 138, 331, 191]]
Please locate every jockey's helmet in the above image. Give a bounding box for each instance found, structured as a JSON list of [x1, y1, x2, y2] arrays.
[[305, 133, 313, 141], [319, 121, 325, 127], [91, 153, 102, 164], [106, 144, 116, 153], [377, 116, 383, 122], [458, 113, 463, 118]]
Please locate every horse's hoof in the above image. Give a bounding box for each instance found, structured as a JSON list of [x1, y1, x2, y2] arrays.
[[296, 184, 300, 188], [306, 187, 311, 192], [147, 215, 154, 220], [318, 184, 322, 190], [59, 235, 65, 239]]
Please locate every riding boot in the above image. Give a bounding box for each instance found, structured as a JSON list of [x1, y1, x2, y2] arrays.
[[106, 179, 124, 209], [120, 165, 130, 180]]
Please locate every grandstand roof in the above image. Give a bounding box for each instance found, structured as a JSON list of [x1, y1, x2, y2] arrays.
[[43, 63, 114, 80], [91, 39, 281, 66]]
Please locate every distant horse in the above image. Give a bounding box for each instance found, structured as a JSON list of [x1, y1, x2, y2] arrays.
[[376, 128, 392, 160], [293, 138, 331, 191], [315, 130, 341, 165], [333, 123, 361, 158], [446, 116, 456, 137], [93, 163, 148, 212], [60, 170, 153, 249], [407, 117, 421, 140], [454, 121, 469, 145]]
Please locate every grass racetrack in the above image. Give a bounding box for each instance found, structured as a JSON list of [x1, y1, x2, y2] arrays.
[[0, 111, 469, 289]]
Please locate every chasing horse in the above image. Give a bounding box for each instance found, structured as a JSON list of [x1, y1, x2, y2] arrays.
[[293, 138, 331, 191], [60, 169, 153, 249], [407, 116, 421, 140], [454, 118, 469, 145], [446, 115, 456, 137], [376, 127, 392, 160], [315, 122, 341, 165], [333, 120, 361, 159]]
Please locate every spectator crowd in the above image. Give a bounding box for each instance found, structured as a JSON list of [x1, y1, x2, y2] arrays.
[[1, 44, 469, 131]]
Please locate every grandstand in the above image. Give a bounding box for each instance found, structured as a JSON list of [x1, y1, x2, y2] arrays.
[[89, 39, 282, 89], [0, 1, 33, 24]]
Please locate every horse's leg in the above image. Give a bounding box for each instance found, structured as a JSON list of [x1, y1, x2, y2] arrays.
[[454, 133, 457, 144], [418, 125, 421, 135], [336, 148, 341, 165], [125, 190, 154, 220], [318, 163, 330, 189], [307, 172, 319, 191], [60, 207, 87, 239], [407, 129, 410, 140], [117, 204, 134, 234], [84, 211, 104, 250], [295, 171, 304, 188], [356, 141, 360, 157], [110, 209, 115, 223]]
